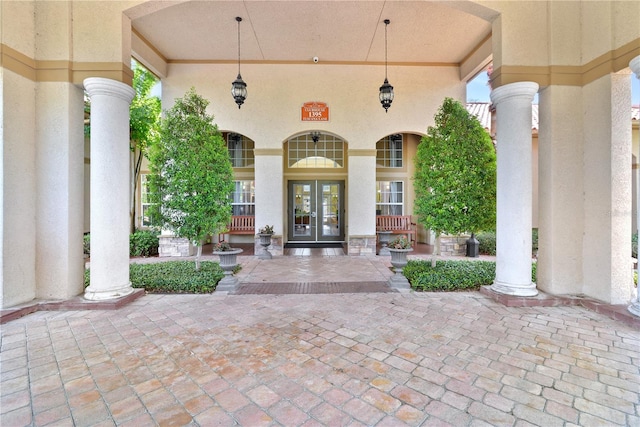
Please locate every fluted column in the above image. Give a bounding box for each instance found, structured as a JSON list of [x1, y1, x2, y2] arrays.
[[629, 56, 640, 317], [490, 82, 539, 297], [83, 78, 135, 300]]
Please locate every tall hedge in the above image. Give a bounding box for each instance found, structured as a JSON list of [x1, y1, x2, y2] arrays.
[[147, 88, 234, 269], [414, 98, 497, 236]]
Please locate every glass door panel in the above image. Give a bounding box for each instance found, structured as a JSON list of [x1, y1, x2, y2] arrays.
[[320, 183, 340, 238], [288, 180, 344, 242], [292, 183, 315, 239]]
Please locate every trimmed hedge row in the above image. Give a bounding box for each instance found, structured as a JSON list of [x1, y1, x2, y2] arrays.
[[83, 229, 160, 258], [404, 260, 537, 292], [476, 229, 539, 256], [84, 261, 224, 293]]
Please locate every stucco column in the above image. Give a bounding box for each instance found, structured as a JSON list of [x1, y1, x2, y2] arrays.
[[490, 82, 539, 297], [629, 56, 640, 317], [254, 149, 284, 256], [83, 78, 135, 300], [347, 150, 377, 255]]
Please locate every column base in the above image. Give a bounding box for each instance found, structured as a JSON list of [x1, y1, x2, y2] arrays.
[[490, 280, 538, 297], [628, 300, 640, 317], [84, 282, 134, 301]]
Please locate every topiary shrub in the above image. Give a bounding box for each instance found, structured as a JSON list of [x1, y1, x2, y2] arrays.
[[130, 229, 159, 257]]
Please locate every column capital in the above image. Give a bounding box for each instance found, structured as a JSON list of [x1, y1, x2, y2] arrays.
[[83, 77, 135, 103], [491, 81, 539, 105], [630, 56, 640, 79]]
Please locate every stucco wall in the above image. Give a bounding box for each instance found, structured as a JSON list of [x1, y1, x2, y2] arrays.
[[537, 85, 585, 296], [582, 73, 632, 304], [162, 63, 465, 149], [1, 70, 37, 307], [35, 82, 85, 301]]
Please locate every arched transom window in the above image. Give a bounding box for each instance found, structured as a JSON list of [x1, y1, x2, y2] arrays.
[[288, 132, 344, 168]]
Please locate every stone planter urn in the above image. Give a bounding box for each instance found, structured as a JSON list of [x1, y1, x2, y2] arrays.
[[257, 233, 273, 259], [377, 230, 393, 256], [213, 248, 243, 292], [388, 248, 413, 289]]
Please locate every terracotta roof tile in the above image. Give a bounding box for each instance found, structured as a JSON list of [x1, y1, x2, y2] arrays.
[[466, 103, 637, 131]]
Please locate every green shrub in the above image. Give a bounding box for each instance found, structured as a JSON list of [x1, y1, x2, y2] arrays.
[[633, 232, 638, 259], [129, 261, 223, 293], [84, 230, 159, 258], [476, 229, 538, 257], [405, 260, 496, 291], [476, 231, 496, 255], [83, 234, 91, 257], [532, 262, 537, 283], [84, 261, 227, 293], [130, 229, 159, 257], [404, 259, 537, 292]]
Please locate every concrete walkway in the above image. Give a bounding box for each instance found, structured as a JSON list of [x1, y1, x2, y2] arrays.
[[1, 252, 639, 426]]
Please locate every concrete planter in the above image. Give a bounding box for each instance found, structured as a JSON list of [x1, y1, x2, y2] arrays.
[[213, 248, 243, 292], [257, 233, 273, 259], [388, 248, 413, 289], [377, 230, 393, 256]]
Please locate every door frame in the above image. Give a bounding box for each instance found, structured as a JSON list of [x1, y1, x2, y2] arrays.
[[287, 180, 345, 243]]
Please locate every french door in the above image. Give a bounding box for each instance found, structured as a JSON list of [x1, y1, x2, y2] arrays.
[[288, 180, 344, 242]]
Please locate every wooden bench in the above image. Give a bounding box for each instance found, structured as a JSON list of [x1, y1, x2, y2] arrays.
[[219, 215, 255, 241], [376, 215, 417, 243]]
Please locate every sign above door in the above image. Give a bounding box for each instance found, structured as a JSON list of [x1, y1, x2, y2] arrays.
[[301, 102, 329, 122]]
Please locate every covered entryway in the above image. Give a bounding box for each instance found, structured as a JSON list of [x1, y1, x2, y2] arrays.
[[288, 180, 344, 243]]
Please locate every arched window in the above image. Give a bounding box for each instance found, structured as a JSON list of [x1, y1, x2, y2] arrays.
[[376, 134, 403, 168], [226, 133, 255, 168], [288, 133, 344, 168]]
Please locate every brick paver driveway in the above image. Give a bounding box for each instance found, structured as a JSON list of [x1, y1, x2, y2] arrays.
[[1, 291, 638, 426]]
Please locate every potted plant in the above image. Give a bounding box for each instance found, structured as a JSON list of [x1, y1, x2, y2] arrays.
[[257, 225, 274, 259], [387, 236, 413, 289], [212, 240, 243, 291]]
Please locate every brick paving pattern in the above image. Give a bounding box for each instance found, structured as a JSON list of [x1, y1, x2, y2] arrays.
[[2, 291, 639, 426]]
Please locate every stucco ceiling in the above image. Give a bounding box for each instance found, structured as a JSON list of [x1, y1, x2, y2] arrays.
[[131, 1, 492, 65]]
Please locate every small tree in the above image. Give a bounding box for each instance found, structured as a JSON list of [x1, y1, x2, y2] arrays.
[[130, 61, 161, 232], [414, 97, 496, 255], [148, 88, 234, 270]]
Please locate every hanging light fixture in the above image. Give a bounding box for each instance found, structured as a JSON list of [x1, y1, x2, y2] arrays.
[[231, 16, 247, 109], [379, 19, 394, 112], [310, 131, 321, 143]]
